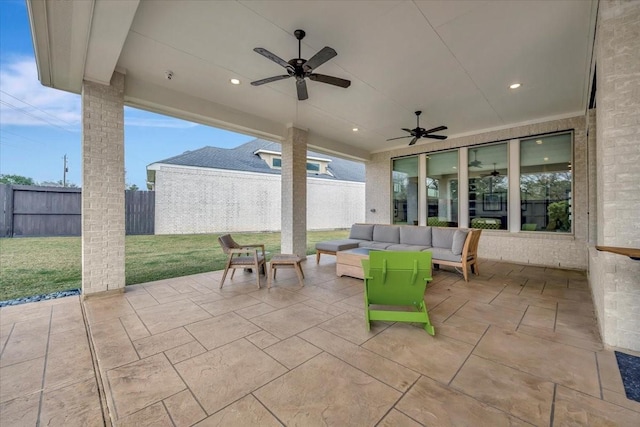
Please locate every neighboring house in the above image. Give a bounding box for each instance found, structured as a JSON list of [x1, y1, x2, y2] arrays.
[[147, 139, 365, 234]]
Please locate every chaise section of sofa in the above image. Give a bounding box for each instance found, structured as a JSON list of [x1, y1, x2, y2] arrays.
[[315, 224, 374, 263]]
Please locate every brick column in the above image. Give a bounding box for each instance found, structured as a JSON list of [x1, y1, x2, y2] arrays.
[[590, 0, 640, 350], [81, 72, 126, 295], [281, 127, 308, 258]]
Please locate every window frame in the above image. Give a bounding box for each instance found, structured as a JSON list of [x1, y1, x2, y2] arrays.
[[388, 130, 574, 234]]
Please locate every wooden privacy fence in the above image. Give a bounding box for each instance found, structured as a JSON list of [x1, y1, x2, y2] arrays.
[[0, 184, 154, 237]]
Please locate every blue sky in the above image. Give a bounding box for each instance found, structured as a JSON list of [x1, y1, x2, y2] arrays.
[[0, 0, 253, 188]]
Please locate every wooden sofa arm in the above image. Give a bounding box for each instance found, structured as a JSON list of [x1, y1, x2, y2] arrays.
[[435, 229, 481, 282]]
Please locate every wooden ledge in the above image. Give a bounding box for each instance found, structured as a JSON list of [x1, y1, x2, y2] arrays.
[[595, 246, 640, 260]]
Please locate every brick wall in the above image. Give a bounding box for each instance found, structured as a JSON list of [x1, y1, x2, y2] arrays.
[[81, 72, 125, 294], [154, 166, 365, 234], [366, 115, 589, 269], [307, 178, 365, 230], [281, 127, 308, 257], [591, 0, 640, 351]]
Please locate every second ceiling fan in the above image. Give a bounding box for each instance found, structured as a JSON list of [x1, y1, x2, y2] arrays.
[[251, 29, 351, 101], [387, 111, 448, 146]]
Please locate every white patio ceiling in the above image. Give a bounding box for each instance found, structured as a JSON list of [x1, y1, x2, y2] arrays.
[[28, 0, 597, 161]]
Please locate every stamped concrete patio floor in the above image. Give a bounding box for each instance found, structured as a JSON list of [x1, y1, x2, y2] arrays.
[[2, 258, 639, 426]]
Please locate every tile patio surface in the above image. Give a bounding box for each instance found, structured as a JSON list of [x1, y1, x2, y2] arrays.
[[1, 257, 640, 426]]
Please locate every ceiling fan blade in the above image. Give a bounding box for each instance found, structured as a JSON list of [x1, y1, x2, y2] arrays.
[[296, 79, 308, 100], [253, 48, 294, 72], [425, 125, 447, 134], [303, 47, 337, 71], [401, 128, 415, 133], [425, 134, 448, 140], [408, 137, 419, 146], [386, 135, 412, 141], [308, 73, 351, 88], [250, 75, 292, 86]]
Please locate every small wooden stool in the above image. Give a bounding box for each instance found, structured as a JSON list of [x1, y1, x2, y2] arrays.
[[268, 254, 304, 289]]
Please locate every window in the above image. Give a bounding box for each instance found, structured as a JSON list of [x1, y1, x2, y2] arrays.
[[520, 133, 572, 232], [426, 151, 458, 227], [389, 131, 573, 233], [271, 158, 324, 172], [468, 144, 508, 230], [392, 157, 419, 225]]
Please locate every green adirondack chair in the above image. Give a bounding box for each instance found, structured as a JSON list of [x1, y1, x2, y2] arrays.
[[361, 251, 435, 335]]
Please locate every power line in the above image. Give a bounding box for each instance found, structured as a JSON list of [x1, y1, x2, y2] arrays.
[[0, 100, 76, 134], [0, 138, 23, 149], [0, 89, 77, 127], [0, 129, 47, 146]]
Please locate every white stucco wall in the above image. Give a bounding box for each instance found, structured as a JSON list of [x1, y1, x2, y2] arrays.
[[154, 165, 364, 234]]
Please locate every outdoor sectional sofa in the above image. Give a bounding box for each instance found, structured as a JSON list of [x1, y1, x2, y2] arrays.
[[316, 223, 481, 282]]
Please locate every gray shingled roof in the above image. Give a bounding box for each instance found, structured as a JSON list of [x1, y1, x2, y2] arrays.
[[151, 139, 365, 182]]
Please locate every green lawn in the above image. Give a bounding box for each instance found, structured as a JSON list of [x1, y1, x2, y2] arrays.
[[0, 230, 348, 301]]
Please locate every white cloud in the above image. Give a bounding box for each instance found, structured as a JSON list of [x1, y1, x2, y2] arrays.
[[0, 57, 81, 129], [0, 57, 200, 130]]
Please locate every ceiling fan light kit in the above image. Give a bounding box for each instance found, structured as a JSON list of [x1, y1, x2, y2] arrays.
[[387, 111, 448, 146], [251, 29, 351, 101]]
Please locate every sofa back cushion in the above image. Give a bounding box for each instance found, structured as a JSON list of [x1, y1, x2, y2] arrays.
[[432, 227, 456, 249], [349, 224, 374, 241], [372, 225, 400, 244], [451, 230, 469, 255], [400, 226, 432, 247]]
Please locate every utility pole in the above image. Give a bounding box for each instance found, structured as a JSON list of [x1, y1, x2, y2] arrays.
[[63, 154, 68, 187]]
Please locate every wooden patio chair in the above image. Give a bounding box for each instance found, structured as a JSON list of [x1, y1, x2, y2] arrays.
[[361, 251, 435, 335], [217, 234, 266, 289]]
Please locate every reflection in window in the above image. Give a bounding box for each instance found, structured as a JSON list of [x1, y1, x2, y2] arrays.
[[468, 144, 508, 230], [392, 157, 419, 225], [306, 162, 320, 172], [426, 151, 458, 227], [520, 133, 572, 232]]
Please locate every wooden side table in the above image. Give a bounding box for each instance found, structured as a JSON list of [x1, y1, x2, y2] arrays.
[[268, 254, 305, 289]]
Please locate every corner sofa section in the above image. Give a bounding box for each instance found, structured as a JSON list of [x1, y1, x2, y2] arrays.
[[316, 223, 481, 281]]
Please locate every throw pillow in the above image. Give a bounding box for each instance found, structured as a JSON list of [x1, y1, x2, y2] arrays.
[[349, 224, 374, 240], [452, 230, 468, 255]]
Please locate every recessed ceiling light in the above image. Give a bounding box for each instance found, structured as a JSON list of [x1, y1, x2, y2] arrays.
[[509, 83, 521, 89], [536, 140, 543, 144], [230, 78, 241, 85], [352, 127, 359, 132], [452, 166, 457, 169], [544, 157, 549, 161]]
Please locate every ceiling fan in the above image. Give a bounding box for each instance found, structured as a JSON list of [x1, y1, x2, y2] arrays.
[[386, 111, 447, 146], [469, 149, 483, 168], [251, 29, 351, 101], [482, 163, 501, 177]]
